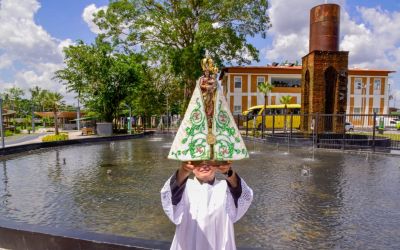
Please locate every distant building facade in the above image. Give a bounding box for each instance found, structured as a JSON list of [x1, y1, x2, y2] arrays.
[[219, 65, 394, 116]]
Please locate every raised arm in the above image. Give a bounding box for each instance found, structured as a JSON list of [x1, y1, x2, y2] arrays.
[[218, 164, 253, 223], [160, 162, 194, 225]]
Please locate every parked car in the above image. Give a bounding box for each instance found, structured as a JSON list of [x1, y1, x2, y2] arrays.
[[375, 116, 399, 128], [345, 122, 354, 132]]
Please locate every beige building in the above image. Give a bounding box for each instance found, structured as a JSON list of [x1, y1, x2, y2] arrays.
[[219, 66, 395, 117]]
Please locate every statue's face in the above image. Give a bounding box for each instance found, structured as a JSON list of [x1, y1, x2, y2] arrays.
[[204, 70, 210, 77]]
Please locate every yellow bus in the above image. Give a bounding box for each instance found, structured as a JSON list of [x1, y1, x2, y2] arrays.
[[242, 104, 301, 129]]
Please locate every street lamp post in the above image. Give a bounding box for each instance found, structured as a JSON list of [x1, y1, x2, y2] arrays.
[[0, 97, 4, 148]]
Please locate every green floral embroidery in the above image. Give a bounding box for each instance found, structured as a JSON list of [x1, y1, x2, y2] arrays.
[[169, 85, 248, 161], [214, 100, 248, 160], [170, 97, 209, 160]]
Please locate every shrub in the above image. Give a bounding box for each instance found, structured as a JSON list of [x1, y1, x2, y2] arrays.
[[42, 133, 69, 142], [5, 130, 13, 137]]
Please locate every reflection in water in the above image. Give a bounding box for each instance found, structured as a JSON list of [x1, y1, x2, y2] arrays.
[[1, 161, 10, 207], [0, 135, 400, 249]]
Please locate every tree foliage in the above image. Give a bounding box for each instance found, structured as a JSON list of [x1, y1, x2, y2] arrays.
[[43, 91, 65, 135], [94, 0, 271, 93], [279, 95, 292, 132], [279, 95, 292, 107], [55, 37, 143, 123], [1, 87, 25, 115], [258, 81, 273, 129]]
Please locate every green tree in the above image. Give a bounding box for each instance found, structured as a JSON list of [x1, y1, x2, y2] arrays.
[[94, 0, 271, 103], [279, 95, 292, 133], [257, 81, 273, 130], [4, 87, 25, 115], [29, 86, 43, 131], [54, 41, 91, 130], [133, 65, 182, 116], [55, 38, 143, 125], [43, 91, 64, 135], [29, 86, 42, 106]]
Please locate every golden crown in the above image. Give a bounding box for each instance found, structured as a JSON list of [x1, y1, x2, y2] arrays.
[[201, 57, 218, 74]]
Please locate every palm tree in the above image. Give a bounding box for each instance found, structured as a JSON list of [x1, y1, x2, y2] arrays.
[[43, 91, 64, 135], [29, 86, 42, 107], [38, 90, 49, 111], [29, 86, 42, 132], [279, 95, 292, 133], [257, 81, 274, 131]]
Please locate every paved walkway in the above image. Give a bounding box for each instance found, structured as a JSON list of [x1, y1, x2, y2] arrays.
[[3, 130, 98, 147]]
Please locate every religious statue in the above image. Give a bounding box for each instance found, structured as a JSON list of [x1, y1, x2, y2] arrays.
[[168, 56, 248, 162], [199, 57, 218, 129]]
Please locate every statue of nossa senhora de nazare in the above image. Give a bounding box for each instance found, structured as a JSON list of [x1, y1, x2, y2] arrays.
[[161, 56, 253, 250]]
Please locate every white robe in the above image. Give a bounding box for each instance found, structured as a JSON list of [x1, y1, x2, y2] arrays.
[[161, 176, 253, 250]]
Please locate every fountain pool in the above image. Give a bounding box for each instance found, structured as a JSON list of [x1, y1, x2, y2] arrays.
[[0, 135, 399, 249]]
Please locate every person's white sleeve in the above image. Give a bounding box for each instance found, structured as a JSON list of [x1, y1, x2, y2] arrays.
[[226, 178, 253, 223], [160, 176, 185, 225]]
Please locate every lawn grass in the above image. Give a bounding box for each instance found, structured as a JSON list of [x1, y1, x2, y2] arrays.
[[349, 131, 400, 141]]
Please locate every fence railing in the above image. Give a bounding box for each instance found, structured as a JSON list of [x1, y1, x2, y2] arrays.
[[117, 114, 182, 133], [233, 113, 400, 151], [123, 113, 400, 151]]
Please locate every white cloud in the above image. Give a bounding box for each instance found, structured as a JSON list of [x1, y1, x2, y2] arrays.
[[0, 0, 74, 102], [82, 4, 108, 34], [262, 0, 400, 93], [264, 0, 345, 62], [0, 0, 63, 66], [0, 54, 12, 69], [341, 6, 400, 70]]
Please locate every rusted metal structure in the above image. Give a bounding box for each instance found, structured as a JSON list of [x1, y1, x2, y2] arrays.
[[301, 3, 348, 133], [309, 4, 340, 52]]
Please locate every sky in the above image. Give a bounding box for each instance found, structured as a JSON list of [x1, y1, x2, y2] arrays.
[[0, 0, 400, 108]]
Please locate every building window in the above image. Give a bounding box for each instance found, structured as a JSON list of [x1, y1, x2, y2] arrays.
[[233, 105, 242, 114], [354, 78, 362, 94], [257, 76, 265, 87], [234, 76, 242, 88], [373, 108, 380, 114], [353, 107, 361, 114], [374, 79, 381, 91], [271, 77, 301, 87]]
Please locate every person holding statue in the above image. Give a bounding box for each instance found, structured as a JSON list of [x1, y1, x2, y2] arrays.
[[161, 56, 252, 249]]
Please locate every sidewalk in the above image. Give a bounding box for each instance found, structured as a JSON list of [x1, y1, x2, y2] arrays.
[[3, 130, 99, 147]]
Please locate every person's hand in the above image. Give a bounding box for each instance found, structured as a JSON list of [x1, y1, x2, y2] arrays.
[[217, 162, 238, 187], [181, 161, 195, 174], [177, 161, 195, 186], [217, 162, 232, 174]]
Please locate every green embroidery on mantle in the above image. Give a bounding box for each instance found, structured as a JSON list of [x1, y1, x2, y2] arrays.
[[170, 97, 209, 160], [214, 100, 248, 160]]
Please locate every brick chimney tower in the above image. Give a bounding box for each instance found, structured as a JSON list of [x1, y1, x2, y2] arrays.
[[301, 4, 348, 133]]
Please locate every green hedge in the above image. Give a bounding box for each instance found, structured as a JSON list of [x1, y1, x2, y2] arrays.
[[42, 133, 69, 142], [5, 130, 13, 137]]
